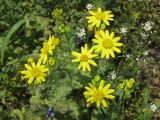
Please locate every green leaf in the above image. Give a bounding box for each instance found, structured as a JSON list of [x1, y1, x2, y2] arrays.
[[1, 19, 26, 64]]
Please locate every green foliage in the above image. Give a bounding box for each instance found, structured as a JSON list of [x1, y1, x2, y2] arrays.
[[0, 0, 159, 120]]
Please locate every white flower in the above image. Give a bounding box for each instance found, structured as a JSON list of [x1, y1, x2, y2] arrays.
[[76, 28, 86, 38], [126, 54, 130, 59], [86, 4, 94, 10], [109, 71, 116, 80], [144, 51, 149, 56], [140, 32, 149, 39], [150, 103, 157, 112], [120, 27, 127, 34], [136, 57, 139, 61], [142, 21, 154, 31]]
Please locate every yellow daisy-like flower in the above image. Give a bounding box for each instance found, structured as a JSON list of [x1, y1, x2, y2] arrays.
[[84, 80, 115, 108], [48, 35, 60, 47], [86, 7, 114, 28], [72, 44, 97, 72], [92, 30, 123, 59], [21, 61, 49, 84], [39, 36, 55, 64]]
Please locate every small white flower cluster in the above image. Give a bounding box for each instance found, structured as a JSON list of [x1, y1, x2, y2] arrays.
[[143, 51, 149, 56], [76, 28, 86, 38], [150, 103, 157, 112], [126, 54, 130, 59], [86, 4, 94, 10], [108, 71, 116, 80], [120, 27, 127, 35], [140, 32, 149, 39], [142, 21, 154, 31]]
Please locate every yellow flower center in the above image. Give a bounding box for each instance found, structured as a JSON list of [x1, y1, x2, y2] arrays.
[[41, 44, 49, 54], [81, 54, 88, 62], [95, 12, 105, 20], [93, 90, 104, 101], [31, 67, 41, 77], [126, 82, 133, 89], [102, 39, 113, 48]]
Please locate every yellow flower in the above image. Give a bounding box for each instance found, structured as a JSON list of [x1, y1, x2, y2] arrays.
[[87, 25, 94, 32], [125, 79, 135, 89], [92, 30, 123, 59], [86, 7, 114, 28], [39, 36, 55, 64], [48, 35, 60, 47], [21, 61, 49, 84], [118, 83, 125, 89], [52, 8, 63, 18], [27, 57, 34, 63], [48, 57, 56, 65], [94, 75, 100, 81], [84, 80, 115, 108], [72, 44, 97, 72]]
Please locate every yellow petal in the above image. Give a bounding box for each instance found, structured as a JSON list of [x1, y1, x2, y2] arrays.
[[86, 63, 91, 72], [114, 43, 123, 47], [88, 60, 97, 66], [87, 97, 95, 102], [88, 83, 97, 91], [112, 47, 121, 53], [72, 58, 80, 62], [105, 95, 115, 99], [21, 70, 29, 74], [96, 100, 101, 108], [85, 87, 94, 93], [28, 77, 34, 84], [109, 49, 115, 58], [101, 50, 106, 58], [96, 20, 101, 27], [78, 62, 83, 70], [97, 7, 102, 12], [101, 99, 108, 107], [103, 19, 110, 25], [82, 62, 87, 71], [102, 84, 111, 92], [110, 32, 114, 39], [99, 80, 105, 90], [72, 51, 81, 57], [104, 89, 115, 94], [100, 30, 106, 38], [113, 37, 121, 42], [89, 10, 95, 15], [24, 64, 32, 70], [105, 30, 110, 36]]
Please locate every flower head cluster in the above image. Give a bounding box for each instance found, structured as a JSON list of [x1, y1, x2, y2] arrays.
[[120, 27, 127, 35], [72, 44, 97, 72], [39, 35, 60, 64], [76, 28, 86, 39], [21, 35, 59, 84], [72, 7, 123, 72], [142, 21, 154, 31], [118, 78, 135, 90], [84, 80, 115, 108], [86, 7, 114, 28], [86, 4, 94, 10], [52, 8, 63, 18]]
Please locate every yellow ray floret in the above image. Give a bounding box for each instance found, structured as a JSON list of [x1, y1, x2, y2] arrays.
[[39, 35, 56, 64], [86, 7, 114, 28], [72, 44, 97, 72], [21, 60, 49, 84], [92, 30, 123, 59], [84, 80, 115, 108]]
